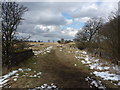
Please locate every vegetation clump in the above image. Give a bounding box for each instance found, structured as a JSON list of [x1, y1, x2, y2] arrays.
[[74, 10, 120, 64]]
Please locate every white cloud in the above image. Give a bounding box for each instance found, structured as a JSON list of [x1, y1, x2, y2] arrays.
[[15, 0, 120, 2], [61, 27, 78, 37], [34, 25, 78, 38], [34, 25, 61, 33], [17, 2, 118, 41], [24, 9, 66, 25], [34, 25, 50, 33], [25, 24, 78, 41], [74, 17, 90, 22], [70, 2, 117, 18], [66, 19, 73, 25], [15, 32, 31, 39]]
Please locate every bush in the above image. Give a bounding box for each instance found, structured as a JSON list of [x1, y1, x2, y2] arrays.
[[76, 42, 87, 50]]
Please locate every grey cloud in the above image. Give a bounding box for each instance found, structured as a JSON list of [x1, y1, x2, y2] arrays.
[[16, 2, 117, 41]]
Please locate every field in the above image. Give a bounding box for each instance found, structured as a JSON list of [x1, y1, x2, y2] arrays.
[[1, 42, 120, 89]]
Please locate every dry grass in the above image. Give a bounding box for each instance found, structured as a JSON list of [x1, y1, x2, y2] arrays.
[[3, 42, 91, 88], [2, 42, 118, 88]]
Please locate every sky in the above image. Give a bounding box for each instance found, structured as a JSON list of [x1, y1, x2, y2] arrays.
[[16, 0, 119, 42]]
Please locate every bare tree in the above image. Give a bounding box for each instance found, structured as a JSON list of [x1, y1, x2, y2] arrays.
[[2, 2, 28, 66], [83, 17, 103, 42], [75, 6, 119, 63], [99, 9, 119, 63], [74, 17, 103, 50], [75, 30, 87, 42]]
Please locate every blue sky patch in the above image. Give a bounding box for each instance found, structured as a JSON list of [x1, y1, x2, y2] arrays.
[[62, 12, 73, 19], [62, 20, 85, 30]]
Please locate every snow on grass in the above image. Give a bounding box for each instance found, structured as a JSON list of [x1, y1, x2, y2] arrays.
[[74, 64, 77, 67], [29, 72, 42, 78], [112, 65, 120, 74], [80, 55, 91, 64], [33, 46, 53, 55], [93, 58, 100, 62], [0, 70, 18, 87], [93, 71, 120, 81], [85, 76, 106, 89], [82, 51, 87, 55], [75, 56, 80, 59], [81, 60, 86, 64], [118, 82, 120, 86], [80, 51, 113, 71], [23, 68, 32, 71], [73, 49, 120, 87], [0, 68, 35, 88], [68, 51, 71, 53], [59, 48, 63, 51], [75, 51, 82, 54], [46, 51, 50, 53], [32, 83, 58, 89], [84, 55, 91, 64], [13, 78, 17, 81], [88, 62, 110, 70], [33, 51, 42, 55], [34, 62, 36, 64], [46, 46, 53, 50]]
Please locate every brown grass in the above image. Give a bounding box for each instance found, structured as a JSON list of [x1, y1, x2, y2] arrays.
[[2, 42, 118, 88]]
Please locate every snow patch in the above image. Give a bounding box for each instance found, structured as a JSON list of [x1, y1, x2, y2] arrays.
[[0, 70, 18, 87], [85, 76, 106, 89], [93, 71, 120, 81], [32, 83, 58, 89]]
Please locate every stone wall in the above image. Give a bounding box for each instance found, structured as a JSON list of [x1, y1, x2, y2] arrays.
[[3, 49, 34, 67]]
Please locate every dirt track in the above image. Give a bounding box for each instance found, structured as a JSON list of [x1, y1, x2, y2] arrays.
[[2, 43, 118, 89], [3, 43, 91, 88], [36, 50, 90, 88]]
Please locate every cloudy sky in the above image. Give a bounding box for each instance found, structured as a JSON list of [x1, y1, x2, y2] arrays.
[[16, 0, 118, 42]]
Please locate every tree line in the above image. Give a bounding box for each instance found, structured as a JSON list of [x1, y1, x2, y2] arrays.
[[74, 8, 120, 64]]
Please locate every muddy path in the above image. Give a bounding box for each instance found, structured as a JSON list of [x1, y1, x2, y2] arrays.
[[1, 43, 119, 89], [37, 50, 90, 88]]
